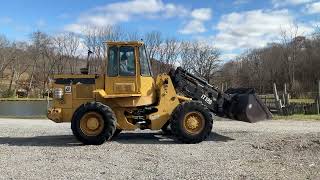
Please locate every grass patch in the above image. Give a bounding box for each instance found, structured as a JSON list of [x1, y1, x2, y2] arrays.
[[0, 98, 52, 101], [290, 99, 314, 104], [273, 114, 320, 120]]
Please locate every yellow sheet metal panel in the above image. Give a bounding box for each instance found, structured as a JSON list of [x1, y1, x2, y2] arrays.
[[95, 76, 156, 107], [95, 75, 105, 89], [177, 95, 192, 101], [105, 77, 138, 94], [114, 109, 137, 130], [114, 83, 136, 93], [147, 74, 181, 130], [106, 41, 144, 47], [62, 108, 73, 122], [140, 76, 156, 97], [76, 84, 94, 99]]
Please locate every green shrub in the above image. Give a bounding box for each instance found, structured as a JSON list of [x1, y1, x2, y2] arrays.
[[0, 89, 15, 98]]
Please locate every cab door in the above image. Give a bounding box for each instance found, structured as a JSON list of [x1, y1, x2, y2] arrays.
[[138, 45, 155, 99], [105, 46, 139, 95]]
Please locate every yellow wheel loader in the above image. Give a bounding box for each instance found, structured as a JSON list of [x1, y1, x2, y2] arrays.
[[47, 41, 271, 145]]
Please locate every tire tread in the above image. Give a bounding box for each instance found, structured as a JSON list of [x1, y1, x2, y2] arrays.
[[171, 101, 213, 143], [71, 102, 116, 145]]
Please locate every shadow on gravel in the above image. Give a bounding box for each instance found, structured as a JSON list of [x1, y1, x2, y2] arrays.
[[114, 132, 235, 144], [0, 135, 82, 147], [0, 132, 234, 146]]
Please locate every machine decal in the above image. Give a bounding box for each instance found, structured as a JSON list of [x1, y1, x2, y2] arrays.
[[201, 94, 213, 105], [65, 86, 72, 94]]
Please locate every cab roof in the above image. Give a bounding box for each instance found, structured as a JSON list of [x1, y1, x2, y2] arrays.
[[106, 41, 144, 46]]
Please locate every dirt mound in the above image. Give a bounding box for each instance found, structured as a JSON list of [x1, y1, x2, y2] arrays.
[[251, 135, 320, 152]]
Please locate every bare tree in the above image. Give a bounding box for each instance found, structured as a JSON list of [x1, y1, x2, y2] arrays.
[[8, 42, 31, 94], [181, 41, 221, 84], [82, 25, 131, 73], [279, 24, 308, 92], [0, 35, 15, 78], [218, 24, 317, 95], [126, 30, 140, 41], [157, 37, 181, 73], [144, 31, 162, 61], [53, 35, 67, 73], [30, 31, 59, 97], [54, 32, 80, 73]]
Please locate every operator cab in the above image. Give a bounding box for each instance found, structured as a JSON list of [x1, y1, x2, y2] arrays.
[[104, 41, 156, 106]]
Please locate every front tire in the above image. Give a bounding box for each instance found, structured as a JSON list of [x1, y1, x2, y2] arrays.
[[71, 102, 116, 145], [171, 101, 213, 143]]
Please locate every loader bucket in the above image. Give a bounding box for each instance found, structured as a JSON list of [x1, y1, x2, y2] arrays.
[[224, 88, 272, 123]]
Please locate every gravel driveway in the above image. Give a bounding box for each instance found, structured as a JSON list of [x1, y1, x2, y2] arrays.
[[0, 118, 320, 179]]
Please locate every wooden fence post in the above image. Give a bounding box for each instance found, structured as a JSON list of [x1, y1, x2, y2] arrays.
[[273, 83, 283, 114], [284, 83, 290, 105]]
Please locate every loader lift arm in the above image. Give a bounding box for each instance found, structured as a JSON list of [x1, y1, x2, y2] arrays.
[[169, 67, 272, 123]]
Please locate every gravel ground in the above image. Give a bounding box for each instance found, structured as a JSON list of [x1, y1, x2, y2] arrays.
[[0, 118, 320, 180]]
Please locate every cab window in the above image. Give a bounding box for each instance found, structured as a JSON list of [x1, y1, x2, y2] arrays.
[[107, 46, 118, 77], [140, 46, 152, 76], [119, 46, 135, 76]]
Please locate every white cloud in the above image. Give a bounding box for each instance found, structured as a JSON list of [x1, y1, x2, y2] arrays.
[[179, 20, 207, 34], [179, 8, 212, 34], [191, 8, 212, 21], [305, 2, 320, 14], [211, 9, 313, 52], [64, 24, 84, 34], [272, 0, 314, 7], [65, 0, 187, 34], [220, 53, 238, 61]]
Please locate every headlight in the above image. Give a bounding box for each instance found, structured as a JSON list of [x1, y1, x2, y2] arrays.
[[54, 88, 64, 99]]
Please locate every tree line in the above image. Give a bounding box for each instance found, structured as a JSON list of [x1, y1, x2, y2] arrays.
[[220, 26, 320, 97], [0, 26, 220, 98], [1, 25, 319, 98]]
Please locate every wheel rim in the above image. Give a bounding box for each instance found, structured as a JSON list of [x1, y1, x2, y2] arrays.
[[183, 112, 205, 135], [80, 112, 104, 136]]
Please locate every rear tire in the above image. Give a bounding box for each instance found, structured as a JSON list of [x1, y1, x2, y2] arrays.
[[171, 101, 213, 143], [71, 102, 116, 145]]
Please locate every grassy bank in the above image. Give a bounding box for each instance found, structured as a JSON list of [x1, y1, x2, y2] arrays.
[[290, 99, 314, 104], [273, 114, 320, 121]]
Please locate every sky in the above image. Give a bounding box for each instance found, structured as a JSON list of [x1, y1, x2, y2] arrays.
[[0, 0, 320, 60]]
